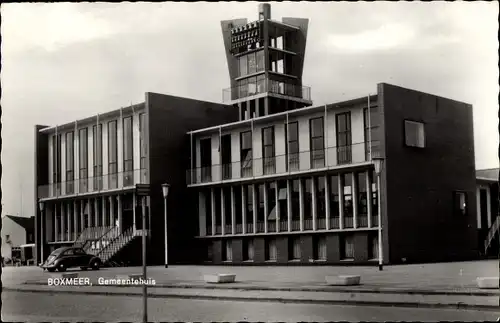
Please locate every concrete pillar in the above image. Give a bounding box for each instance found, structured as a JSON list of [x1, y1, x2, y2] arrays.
[[221, 188, 225, 235], [117, 195, 123, 233], [80, 201, 85, 231], [242, 186, 247, 234], [211, 188, 216, 235], [102, 196, 107, 227], [299, 180, 304, 231], [54, 203, 59, 242], [94, 198, 99, 227], [252, 184, 257, 234], [325, 176, 330, 229], [73, 201, 78, 240], [87, 198, 92, 228], [352, 173, 358, 229], [109, 196, 115, 227], [312, 177, 317, 231], [231, 186, 236, 235], [287, 180, 292, 232], [132, 194, 137, 232], [263, 184, 268, 233]]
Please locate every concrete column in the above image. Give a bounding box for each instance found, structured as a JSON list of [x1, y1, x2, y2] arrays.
[[109, 196, 115, 227], [299, 180, 304, 231], [352, 173, 358, 229], [242, 186, 247, 234], [132, 194, 137, 232], [275, 181, 279, 232], [117, 195, 123, 233], [87, 199, 92, 228], [367, 171, 372, 228], [61, 203, 66, 241], [231, 186, 236, 235], [73, 200, 78, 240], [54, 203, 59, 242], [102, 196, 108, 227], [252, 184, 257, 234], [312, 177, 317, 231], [287, 180, 292, 232], [221, 188, 225, 235], [339, 176, 344, 229], [325, 176, 330, 229], [80, 201, 85, 231], [94, 198, 99, 227], [67, 202, 72, 241], [211, 188, 216, 235], [263, 184, 268, 233]]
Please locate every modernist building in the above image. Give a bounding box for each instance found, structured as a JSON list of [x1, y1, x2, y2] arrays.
[[185, 4, 480, 265], [34, 92, 237, 265]]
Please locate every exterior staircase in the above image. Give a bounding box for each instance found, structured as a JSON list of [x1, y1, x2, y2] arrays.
[[96, 227, 137, 266], [484, 215, 500, 254]]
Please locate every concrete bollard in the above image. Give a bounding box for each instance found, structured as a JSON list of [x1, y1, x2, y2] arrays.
[[204, 274, 236, 284], [477, 277, 499, 289], [325, 275, 361, 286]]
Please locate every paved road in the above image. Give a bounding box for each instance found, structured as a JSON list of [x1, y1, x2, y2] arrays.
[[2, 290, 499, 322]]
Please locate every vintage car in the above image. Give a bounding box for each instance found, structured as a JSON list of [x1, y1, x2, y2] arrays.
[[40, 246, 102, 272]]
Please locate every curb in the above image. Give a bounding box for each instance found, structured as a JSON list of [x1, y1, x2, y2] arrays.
[[23, 281, 500, 297], [4, 286, 498, 312]]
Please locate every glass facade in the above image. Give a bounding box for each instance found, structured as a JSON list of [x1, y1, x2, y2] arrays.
[[93, 124, 103, 190], [108, 120, 118, 188], [262, 126, 275, 175], [139, 113, 146, 170], [287, 122, 299, 171], [336, 112, 352, 164], [79, 128, 88, 192], [309, 117, 325, 168], [123, 116, 133, 186], [65, 131, 74, 193]]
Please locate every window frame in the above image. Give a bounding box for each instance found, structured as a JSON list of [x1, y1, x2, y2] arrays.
[[107, 120, 118, 174], [123, 116, 134, 172], [404, 119, 426, 148], [453, 191, 468, 216]]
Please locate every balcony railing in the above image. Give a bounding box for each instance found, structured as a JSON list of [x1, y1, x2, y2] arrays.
[[268, 221, 277, 232], [317, 218, 326, 230], [279, 221, 288, 231], [371, 215, 379, 227], [330, 217, 340, 229], [304, 219, 313, 230], [38, 169, 148, 199], [358, 215, 368, 228], [223, 81, 311, 103], [187, 142, 373, 185], [344, 216, 354, 228]]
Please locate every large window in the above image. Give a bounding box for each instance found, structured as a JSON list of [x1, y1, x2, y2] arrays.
[[287, 122, 299, 171], [370, 169, 378, 225], [310, 117, 325, 168], [79, 128, 88, 193], [108, 120, 118, 188], [139, 113, 146, 170], [123, 116, 133, 186], [313, 235, 327, 261], [329, 175, 340, 229], [343, 173, 353, 228], [303, 179, 313, 230], [243, 239, 254, 261], [336, 112, 352, 164], [65, 132, 74, 193], [239, 55, 248, 76], [363, 108, 370, 161], [266, 182, 277, 231], [265, 238, 277, 261], [291, 179, 300, 230], [256, 50, 265, 72], [262, 126, 275, 175], [52, 134, 62, 185], [93, 124, 103, 190], [404, 120, 425, 148], [341, 234, 354, 260], [288, 237, 301, 260], [356, 172, 368, 227], [315, 176, 326, 229], [256, 184, 265, 232], [240, 131, 253, 177], [245, 184, 254, 233]]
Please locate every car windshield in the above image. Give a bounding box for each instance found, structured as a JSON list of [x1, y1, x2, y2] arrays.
[[50, 248, 66, 256]]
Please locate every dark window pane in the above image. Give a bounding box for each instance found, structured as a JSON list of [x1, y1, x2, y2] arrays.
[[312, 137, 324, 151], [256, 50, 265, 72], [241, 131, 252, 149], [239, 55, 248, 76], [288, 122, 298, 141], [248, 52, 257, 74]]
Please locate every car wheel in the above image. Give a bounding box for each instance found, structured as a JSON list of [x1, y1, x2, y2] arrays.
[[47, 268, 55, 273], [58, 263, 66, 272], [80, 267, 88, 271], [91, 261, 100, 270]]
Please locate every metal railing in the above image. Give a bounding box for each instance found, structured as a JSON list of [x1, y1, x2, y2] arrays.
[[222, 81, 311, 103], [484, 215, 500, 253], [187, 142, 374, 185], [38, 169, 148, 199], [98, 227, 135, 263], [82, 226, 117, 254]]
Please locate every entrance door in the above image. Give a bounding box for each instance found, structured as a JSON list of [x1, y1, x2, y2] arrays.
[[480, 189, 489, 229]]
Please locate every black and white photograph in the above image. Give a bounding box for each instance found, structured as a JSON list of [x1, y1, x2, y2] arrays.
[[1, 1, 499, 322]]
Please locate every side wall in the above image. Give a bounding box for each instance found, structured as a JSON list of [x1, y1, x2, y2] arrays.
[[34, 125, 50, 263]]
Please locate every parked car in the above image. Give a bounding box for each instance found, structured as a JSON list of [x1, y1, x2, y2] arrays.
[[40, 247, 101, 272]]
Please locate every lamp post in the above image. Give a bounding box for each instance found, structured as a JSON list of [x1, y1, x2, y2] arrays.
[[373, 157, 384, 271], [162, 183, 170, 268], [38, 201, 45, 265], [135, 184, 150, 323]]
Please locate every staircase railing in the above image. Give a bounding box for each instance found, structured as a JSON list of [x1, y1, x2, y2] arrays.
[[484, 215, 500, 253], [82, 226, 116, 254], [74, 226, 114, 249], [98, 227, 135, 263]]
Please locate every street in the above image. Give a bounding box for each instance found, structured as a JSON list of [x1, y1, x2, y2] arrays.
[[2, 290, 499, 322]]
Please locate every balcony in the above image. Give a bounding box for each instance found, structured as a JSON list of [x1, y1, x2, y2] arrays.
[[38, 169, 148, 200], [187, 142, 370, 186], [222, 81, 311, 103]]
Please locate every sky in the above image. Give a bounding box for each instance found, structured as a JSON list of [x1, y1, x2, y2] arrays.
[[1, 1, 498, 218]]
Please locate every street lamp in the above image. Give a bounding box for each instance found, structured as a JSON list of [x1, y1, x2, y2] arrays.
[[135, 184, 150, 323], [38, 200, 45, 265], [373, 157, 384, 271], [162, 183, 170, 268]]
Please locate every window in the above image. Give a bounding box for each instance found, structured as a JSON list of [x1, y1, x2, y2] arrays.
[[139, 113, 147, 170], [79, 128, 88, 192], [291, 179, 300, 223], [310, 117, 325, 168], [246, 185, 254, 230], [108, 120, 118, 188], [313, 235, 327, 261], [315, 176, 326, 228], [240, 131, 253, 177], [52, 134, 62, 185], [66, 131, 74, 193], [239, 55, 248, 76], [453, 191, 468, 216], [243, 239, 254, 261], [356, 172, 368, 227], [303, 179, 313, 229], [265, 238, 277, 261], [343, 173, 353, 228], [368, 234, 379, 260], [28, 234, 33, 242], [404, 120, 425, 148], [262, 126, 275, 174], [341, 235, 354, 260], [329, 175, 340, 228], [256, 74, 266, 93], [222, 240, 233, 261], [247, 76, 257, 96], [256, 50, 265, 72], [287, 122, 299, 171], [289, 237, 301, 260], [238, 79, 248, 99], [363, 108, 370, 161], [248, 52, 257, 74], [93, 124, 103, 189], [257, 184, 265, 232], [123, 116, 133, 186], [336, 112, 352, 164]]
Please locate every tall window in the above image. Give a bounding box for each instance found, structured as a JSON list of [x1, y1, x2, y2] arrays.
[[356, 172, 368, 227], [329, 175, 340, 229], [139, 113, 147, 170], [265, 238, 277, 261], [315, 176, 326, 229], [52, 134, 62, 185], [79, 128, 88, 193], [65, 131, 74, 194], [363, 108, 370, 161], [248, 52, 257, 74], [287, 122, 299, 171], [343, 173, 353, 228], [200, 138, 212, 182], [370, 169, 378, 225], [257, 184, 265, 232], [92, 124, 103, 190], [304, 178, 313, 230], [240, 131, 253, 177], [310, 117, 325, 168], [341, 234, 355, 260], [291, 179, 300, 230], [239, 55, 248, 77], [108, 120, 118, 188], [262, 126, 275, 175], [256, 50, 265, 72], [123, 116, 133, 186], [246, 184, 254, 232], [336, 112, 352, 164]]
